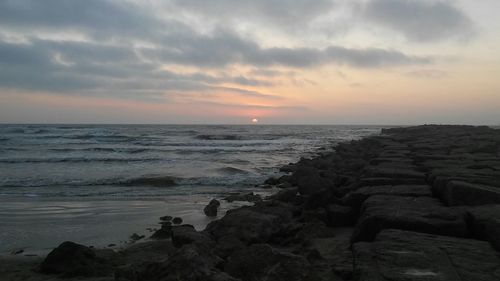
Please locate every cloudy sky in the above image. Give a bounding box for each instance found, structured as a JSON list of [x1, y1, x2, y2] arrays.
[[0, 0, 499, 124]]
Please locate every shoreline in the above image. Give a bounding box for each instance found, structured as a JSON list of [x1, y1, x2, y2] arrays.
[[3, 125, 500, 280]]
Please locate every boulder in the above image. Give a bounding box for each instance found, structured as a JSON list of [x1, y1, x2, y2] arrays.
[[224, 244, 310, 281], [467, 205, 500, 251], [133, 244, 236, 281], [289, 166, 333, 195], [343, 184, 432, 209], [204, 199, 221, 217], [40, 241, 111, 277], [172, 217, 183, 224], [325, 204, 354, 227], [434, 180, 500, 206], [353, 229, 500, 281], [352, 195, 468, 242], [171, 225, 214, 248], [206, 202, 292, 244]]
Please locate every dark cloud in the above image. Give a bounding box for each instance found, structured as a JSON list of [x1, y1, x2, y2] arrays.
[[142, 30, 431, 68], [0, 0, 435, 100], [362, 0, 474, 42]]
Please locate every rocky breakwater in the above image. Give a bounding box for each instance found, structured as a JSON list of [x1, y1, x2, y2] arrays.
[[36, 125, 500, 281]]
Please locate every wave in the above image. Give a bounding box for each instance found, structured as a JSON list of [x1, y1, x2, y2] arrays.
[[215, 166, 251, 175], [195, 134, 242, 141], [0, 157, 164, 164], [121, 175, 177, 187]]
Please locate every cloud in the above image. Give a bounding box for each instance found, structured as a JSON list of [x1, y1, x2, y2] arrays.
[[406, 69, 448, 79], [0, 0, 435, 103], [361, 0, 475, 42], [172, 0, 336, 27], [142, 30, 431, 68]]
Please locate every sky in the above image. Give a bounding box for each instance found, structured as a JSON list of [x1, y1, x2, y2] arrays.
[[0, 0, 499, 125]]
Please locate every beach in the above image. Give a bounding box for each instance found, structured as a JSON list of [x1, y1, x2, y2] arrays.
[[2, 124, 500, 281]]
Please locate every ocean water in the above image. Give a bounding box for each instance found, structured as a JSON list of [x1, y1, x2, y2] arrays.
[[0, 125, 383, 253]]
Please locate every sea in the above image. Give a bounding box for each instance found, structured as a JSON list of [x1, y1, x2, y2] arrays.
[[0, 124, 384, 254]]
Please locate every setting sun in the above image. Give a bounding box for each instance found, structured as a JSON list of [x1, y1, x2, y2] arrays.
[[252, 118, 259, 123]]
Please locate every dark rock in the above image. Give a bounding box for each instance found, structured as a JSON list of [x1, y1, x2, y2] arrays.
[[303, 189, 335, 210], [308, 228, 354, 280], [206, 202, 292, 244], [434, 180, 500, 206], [352, 195, 468, 242], [269, 188, 301, 204], [172, 217, 183, 224], [171, 225, 214, 248], [130, 233, 145, 242], [290, 166, 333, 195], [224, 192, 261, 203], [224, 244, 310, 281], [468, 205, 500, 251], [325, 204, 354, 227], [364, 167, 425, 179], [357, 177, 427, 187], [264, 177, 281, 185], [151, 224, 172, 239], [40, 241, 111, 277], [134, 244, 236, 281], [343, 184, 433, 209], [353, 229, 500, 281], [160, 215, 173, 221], [204, 199, 221, 217]]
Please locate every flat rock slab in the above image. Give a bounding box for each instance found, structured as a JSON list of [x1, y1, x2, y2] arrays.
[[468, 204, 500, 251], [352, 195, 467, 242], [434, 180, 500, 206], [345, 185, 432, 209], [353, 229, 500, 281], [365, 167, 426, 180], [358, 177, 427, 188]]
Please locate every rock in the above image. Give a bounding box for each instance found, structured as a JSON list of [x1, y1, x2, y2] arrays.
[[133, 244, 235, 281], [434, 180, 500, 206], [343, 184, 433, 209], [364, 167, 426, 180], [468, 205, 500, 251], [269, 188, 301, 204], [308, 228, 354, 280], [224, 244, 311, 281], [357, 177, 427, 188], [206, 202, 292, 244], [151, 224, 172, 239], [224, 192, 261, 203], [171, 225, 214, 248], [130, 233, 145, 242], [204, 199, 221, 217], [352, 195, 468, 242], [325, 204, 354, 227], [290, 166, 333, 195], [172, 217, 183, 224], [303, 189, 335, 210], [264, 177, 281, 185], [353, 229, 500, 281], [40, 241, 111, 277], [160, 215, 173, 221]]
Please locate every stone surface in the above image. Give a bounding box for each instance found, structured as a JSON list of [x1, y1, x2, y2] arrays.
[[468, 204, 500, 251], [40, 241, 111, 277], [206, 202, 292, 244], [204, 199, 221, 217], [353, 229, 500, 281], [352, 195, 468, 242], [224, 244, 310, 281], [344, 184, 432, 209], [434, 180, 500, 206]]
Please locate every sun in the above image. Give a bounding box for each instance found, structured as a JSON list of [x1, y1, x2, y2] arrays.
[[251, 118, 258, 124]]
